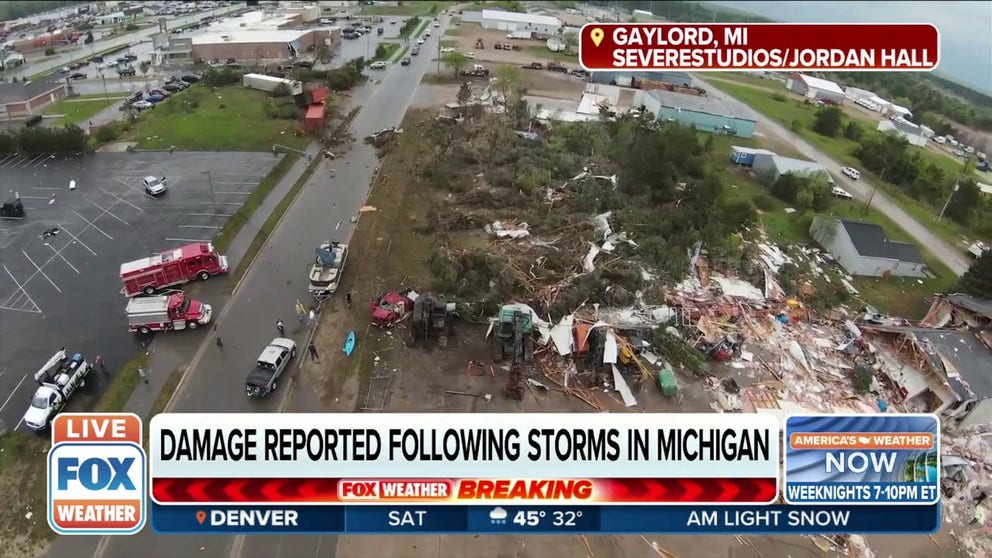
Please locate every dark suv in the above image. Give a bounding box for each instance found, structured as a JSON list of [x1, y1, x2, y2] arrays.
[[118, 67, 136, 77], [24, 114, 43, 127]]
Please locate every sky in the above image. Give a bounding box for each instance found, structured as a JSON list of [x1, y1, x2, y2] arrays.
[[707, 1, 992, 95]]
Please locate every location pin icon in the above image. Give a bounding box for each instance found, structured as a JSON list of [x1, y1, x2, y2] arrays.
[[590, 28, 605, 47], [196, 510, 207, 525]]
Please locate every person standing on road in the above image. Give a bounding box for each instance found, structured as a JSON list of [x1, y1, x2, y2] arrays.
[[346, 291, 353, 308], [308, 342, 319, 362], [138, 367, 149, 384], [295, 299, 306, 321], [308, 309, 316, 325], [94, 355, 107, 375], [276, 319, 285, 336]]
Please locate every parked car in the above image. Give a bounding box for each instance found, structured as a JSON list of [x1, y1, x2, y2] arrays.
[[411, 46, 420, 55], [133, 100, 154, 111], [416, 37, 425, 45], [180, 74, 201, 83], [832, 186, 854, 199], [118, 67, 136, 77], [24, 114, 43, 127], [840, 167, 861, 180], [69, 72, 86, 80], [424, 29, 431, 36], [149, 89, 170, 97], [145, 94, 165, 104], [59, 66, 70, 74], [464, 51, 475, 59], [440, 46, 455, 54], [162, 83, 182, 93], [143, 176, 167, 196], [165, 75, 178, 84], [369, 61, 387, 70], [400, 57, 411, 66], [173, 81, 189, 90], [130, 91, 144, 102]]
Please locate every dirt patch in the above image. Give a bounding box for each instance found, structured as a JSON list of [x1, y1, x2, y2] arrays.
[[447, 22, 569, 66], [0, 434, 53, 558]]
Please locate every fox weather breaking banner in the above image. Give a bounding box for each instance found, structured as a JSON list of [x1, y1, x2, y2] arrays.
[[785, 414, 940, 505]]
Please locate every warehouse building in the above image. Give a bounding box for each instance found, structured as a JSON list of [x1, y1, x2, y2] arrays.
[[810, 217, 927, 278], [188, 10, 339, 63], [480, 9, 561, 35], [752, 153, 833, 184], [641, 89, 757, 138], [591, 71, 692, 87], [0, 80, 68, 118], [730, 145, 776, 167], [785, 74, 846, 103], [877, 118, 934, 147]]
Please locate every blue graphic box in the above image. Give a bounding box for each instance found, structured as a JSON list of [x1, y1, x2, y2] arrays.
[[785, 414, 940, 505]]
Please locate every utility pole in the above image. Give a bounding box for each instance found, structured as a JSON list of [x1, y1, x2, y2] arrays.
[[936, 174, 963, 223], [436, 33, 441, 76], [202, 170, 216, 208], [861, 167, 883, 216]]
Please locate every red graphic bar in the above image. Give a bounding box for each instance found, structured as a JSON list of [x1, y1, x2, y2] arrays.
[[579, 24, 939, 71], [152, 477, 777, 504]]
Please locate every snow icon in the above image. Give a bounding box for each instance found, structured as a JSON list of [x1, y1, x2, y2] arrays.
[[489, 507, 508, 525]]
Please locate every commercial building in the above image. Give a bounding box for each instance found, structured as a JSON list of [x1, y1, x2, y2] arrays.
[[877, 118, 933, 147], [0, 80, 68, 118], [188, 10, 339, 63], [810, 217, 926, 278], [752, 153, 833, 184], [785, 74, 846, 103], [641, 90, 757, 138], [480, 9, 561, 36], [591, 71, 692, 87]]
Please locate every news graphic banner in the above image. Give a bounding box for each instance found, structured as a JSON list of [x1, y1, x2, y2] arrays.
[[578, 24, 939, 72], [784, 414, 940, 505], [149, 413, 780, 505], [47, 413, 147, 535]]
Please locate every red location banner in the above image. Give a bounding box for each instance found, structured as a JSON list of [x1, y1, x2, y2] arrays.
[[579, 24, 939, 72]]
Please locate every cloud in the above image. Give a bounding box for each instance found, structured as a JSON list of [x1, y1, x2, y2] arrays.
[[489, 507, 508, 520]]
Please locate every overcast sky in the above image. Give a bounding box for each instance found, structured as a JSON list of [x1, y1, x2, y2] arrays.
[[707, 1, 992, 94]]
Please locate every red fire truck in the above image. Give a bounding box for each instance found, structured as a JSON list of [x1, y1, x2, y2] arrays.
[[120, 242, 229, 297]]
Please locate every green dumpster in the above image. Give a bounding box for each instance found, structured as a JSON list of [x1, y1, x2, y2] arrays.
[[657, 365, 678, 397]]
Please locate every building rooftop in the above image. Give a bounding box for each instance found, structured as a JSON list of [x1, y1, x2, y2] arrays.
[[481, 9, 561, 27], [914, 329, 992, 400], [731, 145, 775, 156], [192, 28, 311, 45], [646, 89, 757, 121], [763, 154, 831, 178], [838, 219, 925, 264], [796, 74, 844, 96], [942, 293, 992, 319], [0, 80, 64, 105]]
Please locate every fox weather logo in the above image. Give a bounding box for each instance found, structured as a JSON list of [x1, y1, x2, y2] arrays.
[[47, 413, 147, 535]]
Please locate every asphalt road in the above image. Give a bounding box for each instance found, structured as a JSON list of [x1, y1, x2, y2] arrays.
[[0, 153, 277, 430], [6, 6, 241, 82], [695, 75, 971, 277], [80, 17, 450, 558]]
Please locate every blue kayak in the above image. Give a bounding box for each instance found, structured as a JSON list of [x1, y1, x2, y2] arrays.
[[344, 331, 356, 356]]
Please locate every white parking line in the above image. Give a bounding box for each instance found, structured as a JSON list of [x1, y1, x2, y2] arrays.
[[47, 243, 80, 274], [71, 208, 114, 240], [17, 196, 49, 200], [178, 225, 221, 229], [32, 186, 61, 190], [0, 154, 15, 165], [55, 223, 98, 256], [166, 237, 211, 242], [27, 154, 47, 166], [189, 213, 233, 217], [1, 155, 24, 168], [0, 374, 28, 413], [22, 250, 61, 293], [87, 198, 130, 226], [215, 182, 259, 186], [214, 191, 251, 195], [202, 201, 242, 206], [100, 187, 143, 212], [33, 154, 56, 168], [1, 264, 42, 313]]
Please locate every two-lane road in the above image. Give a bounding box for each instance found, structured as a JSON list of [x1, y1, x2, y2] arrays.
[[82, 19, 449, 558], [696, 75, 971, 276]]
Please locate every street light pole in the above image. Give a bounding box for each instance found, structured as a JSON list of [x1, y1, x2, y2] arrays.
[[936, 174, 963, 223], [202, 170, 216, 208]]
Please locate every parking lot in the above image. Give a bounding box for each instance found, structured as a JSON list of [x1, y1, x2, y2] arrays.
[[0, 151, 278, 430]]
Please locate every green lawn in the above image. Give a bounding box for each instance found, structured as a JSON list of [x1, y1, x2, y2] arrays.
[[525, 46, 578, 60], [708, 80, 987, 247], [42, 97, 117, 125], [706, 140, 955, 319], [121, 86, 308, 152], [372, 43, 400, 62], [362, 1, 448, 16]]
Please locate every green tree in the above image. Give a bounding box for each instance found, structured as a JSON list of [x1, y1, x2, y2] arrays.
[[493, 64, 520, 104], [456, 81, 472, 105], [441, 52, 468, 77], [139, 61, 150, 76], [812, 106, 843, 137], [84, 31, 94, 44], [563, 32, 579, 54], [943, 178, 981, 225], [958, 253, 992, 299], [843, 121, 863, 140]]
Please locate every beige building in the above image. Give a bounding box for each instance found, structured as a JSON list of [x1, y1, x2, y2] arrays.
[[0, 81, 68, 118], [188, 10, 340, 63]]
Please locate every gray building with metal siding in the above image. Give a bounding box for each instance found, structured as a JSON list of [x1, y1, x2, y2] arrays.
[[810, 217, 927, 278], [590, 71, 693, 87]]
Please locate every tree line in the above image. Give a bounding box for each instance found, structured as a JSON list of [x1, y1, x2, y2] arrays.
[[810, 105, 987, 231], [0, 1, 75, 22], [585, 0, 771, 23], [0, 124, 88, 154]]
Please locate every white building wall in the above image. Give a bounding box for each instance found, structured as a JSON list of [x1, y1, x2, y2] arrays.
[[958, 398, 992, 428], [481, 16, 559, 35], [878, 121, 929, 147], [810, 217, 926, 278]]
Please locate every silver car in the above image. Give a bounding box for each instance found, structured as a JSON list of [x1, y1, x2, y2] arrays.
[[143, 176, 167, 196]]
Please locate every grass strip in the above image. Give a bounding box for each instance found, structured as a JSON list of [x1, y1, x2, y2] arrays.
[[142, 365, 185, 448], [392, 45, 409, 63], [213, 153, 299, 253], [93, 350, 151, 412]]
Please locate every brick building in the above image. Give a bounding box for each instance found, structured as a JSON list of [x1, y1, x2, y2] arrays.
[[0, 80, 68, 118]]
